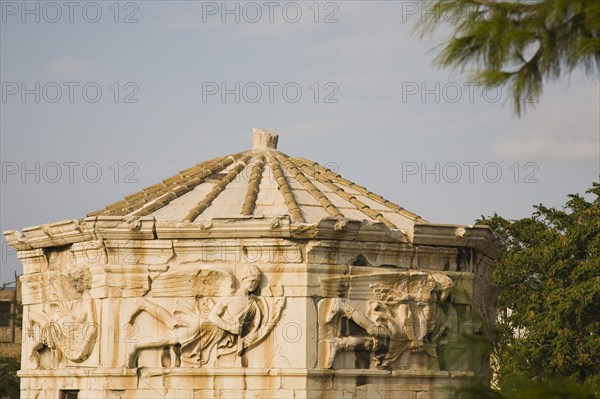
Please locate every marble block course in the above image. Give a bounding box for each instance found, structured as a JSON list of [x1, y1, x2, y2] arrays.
[[4, 129, 505, 399]]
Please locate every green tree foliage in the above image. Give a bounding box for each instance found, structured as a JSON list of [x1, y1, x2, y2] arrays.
[[477, 182, 600, 395], [455, 376, 599, 398], [0, 357, 20, 399], [417, 0, 600, 116]]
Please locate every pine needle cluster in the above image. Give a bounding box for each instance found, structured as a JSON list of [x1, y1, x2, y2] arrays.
[[417, 0, 600, 116]]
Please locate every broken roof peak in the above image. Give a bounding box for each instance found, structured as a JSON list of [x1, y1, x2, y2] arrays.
[[252, 128, 278, 150]]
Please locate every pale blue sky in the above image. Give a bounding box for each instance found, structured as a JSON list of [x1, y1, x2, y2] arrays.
[[1, 1, 598, 284]]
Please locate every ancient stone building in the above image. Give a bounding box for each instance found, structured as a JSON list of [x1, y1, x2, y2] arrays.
[[0, 282, 22, 359], [4, 129, 504, 398]]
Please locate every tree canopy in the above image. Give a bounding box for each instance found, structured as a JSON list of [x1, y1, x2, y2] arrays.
[[0, 357, 20, 399], [477, 181, 600, 395], [418, 0, 600, 116]]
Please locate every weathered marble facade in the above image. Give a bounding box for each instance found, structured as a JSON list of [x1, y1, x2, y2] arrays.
[[4, 129, 504, 398]]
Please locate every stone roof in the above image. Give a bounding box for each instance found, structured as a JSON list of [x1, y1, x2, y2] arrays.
[[87, 129, 427, 231], [4, 129, 505, 257]]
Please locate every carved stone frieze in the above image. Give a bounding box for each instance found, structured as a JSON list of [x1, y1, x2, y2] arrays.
[[126, 264, 285, 369], [26, 267, 98, 369], [318, 271, 458, 371]]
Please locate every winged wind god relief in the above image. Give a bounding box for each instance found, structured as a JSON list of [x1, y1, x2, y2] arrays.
[[318, 271, 456, 371], [27, 267, 98, 369], [126, 264, 285, 368]]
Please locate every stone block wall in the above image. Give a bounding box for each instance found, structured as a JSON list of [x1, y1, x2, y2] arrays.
[[9, 225, 499, 398]]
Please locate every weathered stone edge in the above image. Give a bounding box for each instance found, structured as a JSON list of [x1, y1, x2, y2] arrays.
[[4, 217, 505, 260]]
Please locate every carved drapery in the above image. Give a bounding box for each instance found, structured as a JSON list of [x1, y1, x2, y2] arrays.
[[126, 264, 285, 369], [27, 268, 97, 369], [318, 271, 474, 371]]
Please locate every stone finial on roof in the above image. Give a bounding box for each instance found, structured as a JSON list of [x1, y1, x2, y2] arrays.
[[85, 127, 426, 229], [252, 128, 278, 150]]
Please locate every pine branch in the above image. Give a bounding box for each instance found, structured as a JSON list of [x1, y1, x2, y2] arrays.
[[415, 0, 600, 116]]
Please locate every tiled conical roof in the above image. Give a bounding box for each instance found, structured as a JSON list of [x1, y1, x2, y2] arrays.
[[87, 129, 427, 231]]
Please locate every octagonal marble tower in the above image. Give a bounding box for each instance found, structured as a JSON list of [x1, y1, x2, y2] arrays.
[[4, 129, 504, 399]]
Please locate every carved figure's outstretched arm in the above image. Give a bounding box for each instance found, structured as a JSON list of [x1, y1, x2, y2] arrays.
[[328, 298, 379, 335]]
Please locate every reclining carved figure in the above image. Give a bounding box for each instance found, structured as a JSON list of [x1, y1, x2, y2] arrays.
[[126, 264, 284, 368]]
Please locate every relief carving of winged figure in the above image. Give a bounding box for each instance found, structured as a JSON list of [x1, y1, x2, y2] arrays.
[[27, 268, 97, 369], [126, 264, 284, 368], [319, 271, 454, 369]]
